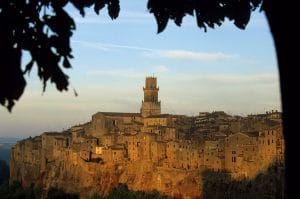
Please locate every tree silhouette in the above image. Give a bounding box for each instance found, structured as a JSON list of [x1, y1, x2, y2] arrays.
[[201, 162, 285, 199], [0, 0, 296, 197], [0, 0, 120, 111], [0, 159, 9, 185]]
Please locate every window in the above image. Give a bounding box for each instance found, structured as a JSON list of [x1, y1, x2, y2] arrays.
[[268, 140, 270, 145], [232, 157, 236, 162], [232, 151, 236, 154]]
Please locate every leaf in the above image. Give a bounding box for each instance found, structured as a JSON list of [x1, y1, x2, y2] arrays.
[[174, 14, 184, 26], [0, 46, 26, 111], [70, 0, 86, 16], [250, 0, 263, 9], [108, 0, 120, 19], [50, 35, 72, 57], [155, 12, 169, 34], [51, 0, 69, 9], [233, 1, 251, 29], [63, 57, 71, 68], [24, 60, 34, 74], [73, 88, 78, 97], [56, 8, 76, 31], [51, 67, 69, 91], [44, 9, 75, 37], [195, 10, 207, 32], [94, 0, 106, 15], [7, 101, 15, 113]]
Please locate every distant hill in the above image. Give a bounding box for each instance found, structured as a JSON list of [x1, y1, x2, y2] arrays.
[[0, 146, 11, 164], [0, 137, 21, 144], [0, 138, 20, 164]]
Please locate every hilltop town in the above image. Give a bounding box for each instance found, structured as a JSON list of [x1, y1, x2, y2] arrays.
[[10, 77, 284, 198]]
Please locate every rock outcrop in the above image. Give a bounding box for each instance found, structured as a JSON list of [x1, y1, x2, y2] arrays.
[[10, 138, 202, 198]]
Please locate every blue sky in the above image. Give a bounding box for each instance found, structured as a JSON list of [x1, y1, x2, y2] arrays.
[[0, 1, 280, 138]]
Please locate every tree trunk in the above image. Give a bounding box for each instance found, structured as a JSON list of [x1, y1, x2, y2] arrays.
[[263, 0, 299, 198]]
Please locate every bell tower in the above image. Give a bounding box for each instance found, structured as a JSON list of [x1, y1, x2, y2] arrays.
[[140, 76, 161, 117]]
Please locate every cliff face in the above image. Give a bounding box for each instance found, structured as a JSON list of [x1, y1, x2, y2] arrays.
[[10, 137, 201, 199], [9, 110, 284, 198]]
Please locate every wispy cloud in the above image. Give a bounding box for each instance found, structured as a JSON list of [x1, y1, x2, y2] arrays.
[[76, 41, 111, 51], [155, 65, 169, 74], [73, 41, 153, 52], [86, 69, 144, 78], [73, 17, 107, 24], [166, 73, 278, 83], [146, 50, 238, 61], [86, 66, 277, 84], [74, 40, 237, 62], [86, 65, 169, 78], [120, 11, 152, 19]]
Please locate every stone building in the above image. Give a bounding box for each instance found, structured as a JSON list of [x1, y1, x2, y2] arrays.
[[203, 140, 223, 171], [258, 127, 284, 166], [150, 141, 166, 163], [224, 132, 258, 176], [127, 132, 157, 161], [140, 76, 161, 117], [42, 132, 71, 160], [88, 112, 142, 138], [166, 140, 180, 168], [101, 145, 126, 162]]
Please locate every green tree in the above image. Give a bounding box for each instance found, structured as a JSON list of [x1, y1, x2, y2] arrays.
[[201, 163, 285, 199], [46, 187, 79, 199], [92, 183, 170, 199], [0, 181, 40, 199]]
